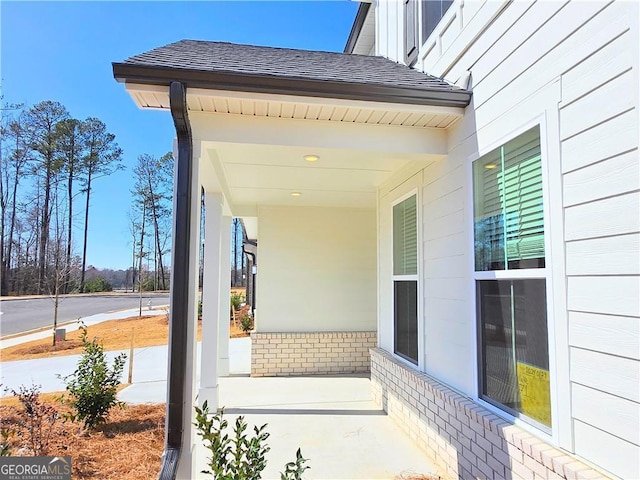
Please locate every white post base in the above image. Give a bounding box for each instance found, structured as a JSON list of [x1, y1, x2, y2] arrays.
[[198, 386, 219, 409], [218, 357, 230, 377]]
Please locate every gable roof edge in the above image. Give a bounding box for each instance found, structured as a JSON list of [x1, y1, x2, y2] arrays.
[[113, 62, 472, 108], [344, 2, 372, 54]]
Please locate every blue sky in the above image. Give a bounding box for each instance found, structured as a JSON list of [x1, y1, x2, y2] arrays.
[[1, 1, 358, 270]]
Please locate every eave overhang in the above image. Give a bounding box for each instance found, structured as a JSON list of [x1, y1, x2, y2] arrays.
[[112, 63, 472, 109]]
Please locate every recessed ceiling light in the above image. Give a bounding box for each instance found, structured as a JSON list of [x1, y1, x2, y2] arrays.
[[291, 191, 302, 197], [303, 154, 319, 162], [484, 163, 498, 169]]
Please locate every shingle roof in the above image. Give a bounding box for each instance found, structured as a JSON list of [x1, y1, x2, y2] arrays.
[[124, 40, 459, 92], [114, 40, 471, 107]]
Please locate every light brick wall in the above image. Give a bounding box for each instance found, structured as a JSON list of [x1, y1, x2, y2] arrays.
[[251, 331, 376, 376], [371, 348, 612, 480]]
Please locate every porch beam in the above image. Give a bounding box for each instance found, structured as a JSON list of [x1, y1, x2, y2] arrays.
[[191, 112, 448, 156]]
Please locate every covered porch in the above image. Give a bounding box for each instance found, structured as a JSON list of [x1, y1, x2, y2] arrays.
[[113, 40, 469, 479]]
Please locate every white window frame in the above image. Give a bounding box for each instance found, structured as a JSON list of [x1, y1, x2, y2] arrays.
[[467, 114, 563, 442], [391, 188, 424, 370]]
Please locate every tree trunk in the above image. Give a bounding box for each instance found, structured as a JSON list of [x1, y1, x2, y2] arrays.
[[65, 160, 74, 294], [38, 158, 53, 294], [137, 203, 146, 314], [79, 168, 92, 293]]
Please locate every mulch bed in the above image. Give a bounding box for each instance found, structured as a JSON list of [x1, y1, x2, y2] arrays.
[[0, 401, 165, 479]]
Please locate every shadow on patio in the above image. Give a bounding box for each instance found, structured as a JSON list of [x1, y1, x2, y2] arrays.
[[201, 375, 440, 480]]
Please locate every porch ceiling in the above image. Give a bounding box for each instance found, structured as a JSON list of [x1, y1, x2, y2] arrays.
[[206, 142, 426, 211], [124, 85, 453, 214], [191, 103, 447, 214]]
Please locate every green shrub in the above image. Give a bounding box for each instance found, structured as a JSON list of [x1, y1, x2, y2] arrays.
[[83, 276, 112, 293], [230, 292, 244, 311], [59, 326, 126, 429], [194, 402, 309, 480], [281, 449, 309, 480], [240, 313, 254, 333]]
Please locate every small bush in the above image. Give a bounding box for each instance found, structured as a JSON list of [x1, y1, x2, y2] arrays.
[[230, 292, 244, 311], [194, 402, 309, 480], [240, 313, 254, 333], [281, 448, 310, 480], [83, 276, 113, 293], [59, 326, 126, 429], [3, 384, 58, 455]]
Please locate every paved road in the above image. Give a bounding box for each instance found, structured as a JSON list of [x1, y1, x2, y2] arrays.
[[0, 293, 170, 336]]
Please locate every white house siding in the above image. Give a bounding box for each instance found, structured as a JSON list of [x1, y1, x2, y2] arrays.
[[251, 205, 377, 376], [374, 1, 639, 479]]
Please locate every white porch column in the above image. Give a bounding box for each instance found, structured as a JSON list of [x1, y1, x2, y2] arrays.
[[218, 216, 232, 376], [198, 191, 223, 408]]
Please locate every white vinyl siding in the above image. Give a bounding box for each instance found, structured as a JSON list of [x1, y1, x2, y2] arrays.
[[375, 0, 638, 477], [558, 12, 639, 475]]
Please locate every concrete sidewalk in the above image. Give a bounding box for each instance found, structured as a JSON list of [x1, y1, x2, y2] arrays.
[[0, 306, 164, 349], [0, 338, 251, 398]]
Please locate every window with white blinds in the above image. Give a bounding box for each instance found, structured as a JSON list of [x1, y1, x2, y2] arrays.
[[393, 194, 418, 365], [393, 195, 418, 275], [473, 125, 551, 431], [473, 126, 544, 271]]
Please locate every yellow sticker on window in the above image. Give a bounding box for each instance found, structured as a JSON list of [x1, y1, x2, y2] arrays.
[[516, 362, 551, 426]]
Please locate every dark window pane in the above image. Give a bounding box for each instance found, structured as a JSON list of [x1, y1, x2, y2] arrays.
[[421, 0, 453, 42], [394, 281, 418, 364], [479, 279, 550, 426]]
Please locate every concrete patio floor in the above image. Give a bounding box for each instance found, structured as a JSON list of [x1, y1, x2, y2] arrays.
[[119, 340, 439, 479], [1, 311, 439, 479], [194, 375, 439, 480]]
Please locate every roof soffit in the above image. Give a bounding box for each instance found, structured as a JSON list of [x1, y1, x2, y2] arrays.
[[125, 83, 464, 129]]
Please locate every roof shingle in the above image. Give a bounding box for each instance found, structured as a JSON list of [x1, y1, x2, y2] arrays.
[[123, 40, 462, 93]]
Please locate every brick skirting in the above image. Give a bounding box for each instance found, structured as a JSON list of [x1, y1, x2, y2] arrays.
[[370, 348, 610, 480], [250, 331, 376, 376]]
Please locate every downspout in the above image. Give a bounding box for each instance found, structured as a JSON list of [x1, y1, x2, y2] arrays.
[[243, 239, 257, 316], [158, 81, 193, 480]]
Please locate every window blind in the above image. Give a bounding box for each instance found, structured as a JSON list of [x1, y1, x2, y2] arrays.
[[474, 127, 544, 270], [393, 195, 418, 276]]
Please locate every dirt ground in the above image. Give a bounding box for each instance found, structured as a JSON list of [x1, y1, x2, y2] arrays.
[[1, 307, 251, 362]]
